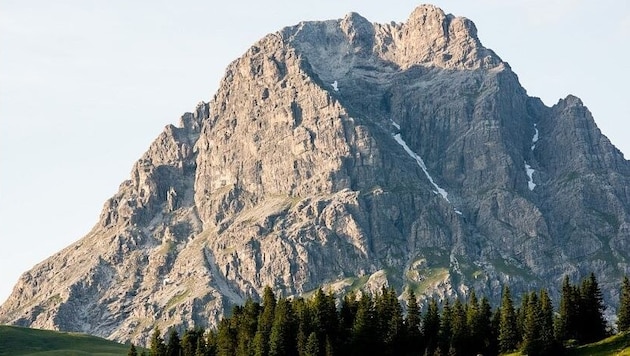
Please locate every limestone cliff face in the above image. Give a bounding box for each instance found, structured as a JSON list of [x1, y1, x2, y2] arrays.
[[2, 5, 630, 344]]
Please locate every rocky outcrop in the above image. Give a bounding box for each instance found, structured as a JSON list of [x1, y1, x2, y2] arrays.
[[2, 5, 630, 344]]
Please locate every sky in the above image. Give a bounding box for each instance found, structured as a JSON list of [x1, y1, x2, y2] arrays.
[[0, 1, 628, 304]]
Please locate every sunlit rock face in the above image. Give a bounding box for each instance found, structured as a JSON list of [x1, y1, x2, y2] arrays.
[[2, 5, 630, 344]]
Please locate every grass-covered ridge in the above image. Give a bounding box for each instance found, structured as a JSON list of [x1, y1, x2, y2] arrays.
[[0, 325, 131, 355], [568, 332, 630, 356]]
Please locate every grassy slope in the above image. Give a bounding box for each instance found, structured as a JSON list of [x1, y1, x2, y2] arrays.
[[0, 325, 131, 356], [569, 332, 630, 356], [502, 333, 630, 355]]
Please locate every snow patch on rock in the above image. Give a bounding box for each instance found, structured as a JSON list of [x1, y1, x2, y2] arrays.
[[525, 161, 536, 191], [393, 133, 449, 202]]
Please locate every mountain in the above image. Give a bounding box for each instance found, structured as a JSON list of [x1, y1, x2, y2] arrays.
[[2, 4, 630, 345]]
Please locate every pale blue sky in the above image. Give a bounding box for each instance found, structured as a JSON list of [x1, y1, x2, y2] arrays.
[[1, 1, 628, 303]]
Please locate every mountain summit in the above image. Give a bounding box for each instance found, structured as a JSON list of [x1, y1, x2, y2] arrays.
[[2, 5, 629, 344]]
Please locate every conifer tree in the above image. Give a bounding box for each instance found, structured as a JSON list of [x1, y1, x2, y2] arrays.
[[269, 298, 297, 356], [450, 298, 468, 354], [351, 293, 375, 354], [490, 306, 502, 356], [516, 292, 529, 342], [181, 329, 201, 356], [522, 292, 540, 355], [293, 297, 312, 356], [128, 343, 138, 356], [438, 299, 452, 356], [150, 327, 167, 356], [216, 319, 236, 356], [311, 288, 338, 350], [423, 297, 440, 356], [556, 275, 578, 342], [476, 296, 494, 355], [498, 286, 518, 353], [618, 276, 630, 332], [254, 286, 277, 356], [205, 330, 217, 356], [579, 273, 607, 343], [305, 331, 320, 356], [466, 290, 480, 352], [195, 336, 207, 356], [383, 287, 404, 355], [539, 289, 558, 354], [166, 329, 182, 356], [405, 289, 422, 353]]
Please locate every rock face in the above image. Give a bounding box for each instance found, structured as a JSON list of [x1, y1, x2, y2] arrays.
[[2, 5, 630, 344]]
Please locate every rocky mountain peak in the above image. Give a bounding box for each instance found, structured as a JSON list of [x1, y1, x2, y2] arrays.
[[2, 5, 630, 346], [387, 4, 499, 69]]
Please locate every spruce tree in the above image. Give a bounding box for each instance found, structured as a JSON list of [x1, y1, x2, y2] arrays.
[[205, 330, 217, 356], [150, 327, 167, 356], [311, 288, 338, 350], [128, 343, 138, 356], [618, 276, 630, 332], [556, 275, 578, 342], [254, 286, 277, 356], [383, 287, 404, 355], [438, 299, 452, 356], [498, 286, 518, 353], [351, 293, 375, 354], [522, 292, 541, 356], [466, 290, 480, 352], [216, 319, 235, 356], [539, 289, 560, 354], [477, 296, 494, 355], [579, 273, 607, 343], [269, 298, 296, 356], [166, 329, 182, 356], [422, 297, 440, 356], [195, 336, 207, 356], [450, 298, 468, 354], [305, 331, 320, 356], [405, 289, 421, 351], [182, 329, 202, 356]]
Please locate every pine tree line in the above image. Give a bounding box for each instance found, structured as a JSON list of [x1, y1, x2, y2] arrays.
[[134, 272, 630, 356]]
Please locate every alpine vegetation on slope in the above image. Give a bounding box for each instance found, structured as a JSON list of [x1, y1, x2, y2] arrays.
[[1, 4, 630, 345]]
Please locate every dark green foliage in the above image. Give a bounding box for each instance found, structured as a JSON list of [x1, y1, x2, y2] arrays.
[[405, 289, 423, 353], [579, 273, 608, 343], [253, 286, 277, 356], [145, 273, 623, 356], [166, 329, 182, 356], [216, 319, 236, 356], [129, 343, 138, 356], [205, 330, 217, 356], [522, 292, 541, 355], [618, 276, 630, 332], [476, 296, 495, 354], [351, 292, 376, 354], [423, 297, 440, 355], [556, 275, 579, 342], [438, 299, 453, 356], [305, 331, 320, 356], [375, 286, 404, 355], [556, 274, 608, 345], [150, 327, 167, 356], [499, 286, 519, 352], [450, 298, 468, 354], [269, 298, 297, 356]]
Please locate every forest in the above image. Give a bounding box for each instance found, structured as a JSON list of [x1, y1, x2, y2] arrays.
[[128, 273, 630, 356]]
